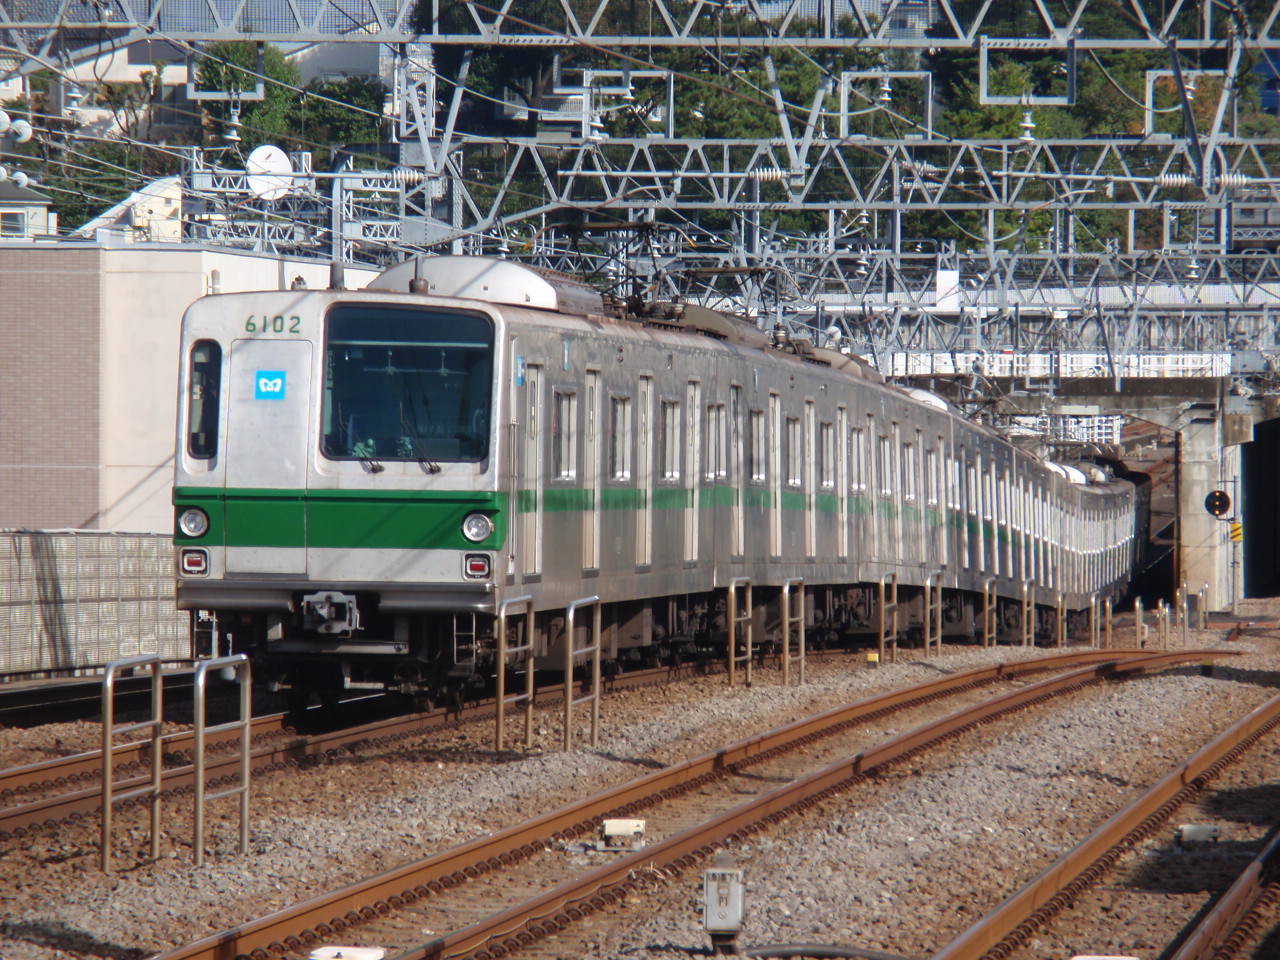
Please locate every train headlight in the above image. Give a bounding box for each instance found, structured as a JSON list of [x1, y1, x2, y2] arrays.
[[461, 513, 494, 543], [178, 508, 210, 538]]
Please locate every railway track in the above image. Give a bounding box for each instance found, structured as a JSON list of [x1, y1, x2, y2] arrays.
[[143, 649, 1220, 960], [930, 686, 1280, 960], [0, 659, 778, 839]]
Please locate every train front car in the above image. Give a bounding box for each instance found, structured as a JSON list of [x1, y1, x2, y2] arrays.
[[173, 270, 506, 707]]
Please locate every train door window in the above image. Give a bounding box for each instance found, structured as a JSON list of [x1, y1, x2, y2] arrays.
[[926, 446, 940, 566], [583, 371, 601, 571], [730, 385, 745, 557], [748, 410, 767, 482], [902, 442, 917, 503], [804, 401, 817, 557], [819, 422, 836, 490], [609, 395, 632, 480], [770, 394, 783, 557], [837, 407, 849, 560], [877, 435, 893, 497], [786, 417, 803, 486], [705, 403, 726, 482], [659, 399, 681, 481], [186, 340, 222, 459], [552, 390, 578, 480], [637, 376, 654, 567], [684, 381, 701, 563], [965, 455, 978, 571], [523, 364, 544, 578], [852, 428, 867, 492]]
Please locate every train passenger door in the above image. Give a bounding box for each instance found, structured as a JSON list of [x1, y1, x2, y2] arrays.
[[637, 376, 653, 567], [684, 381, 701, 563], [223, 338, 312, 574], [522, 364, 543, 579]]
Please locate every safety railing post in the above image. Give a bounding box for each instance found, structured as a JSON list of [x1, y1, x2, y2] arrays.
[[1056, 594, 1067, 648], [563, 596, 602, 751], [1089, 593, 1100, 649], [781, 578, 806, 685], [101, 655, 164, 873], [727, 578, 753, 687], [495, 595, 535, 751], [1021, 580, 1035, 647], [982, 578, 997, 648], [1134, 597, 1144, 648], [193, 654, 251, 867], [878, 574, 899, 664], [923, 572, 943, 655], [1199, 583, 1209, 630], [1180, 586, 1189, 648]]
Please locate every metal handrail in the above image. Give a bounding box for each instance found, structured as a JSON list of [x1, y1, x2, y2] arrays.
[[193, 655, 251, 867], [1021, 579, 1036, 647], [101, 654, 164, 873], [727, 578, 753, 687], [563, 595, 602, 751], [924, 571, 943, 655], [781, 578, 806, 685], [878, 574, 899, 664], [495, 595, 536, 751]]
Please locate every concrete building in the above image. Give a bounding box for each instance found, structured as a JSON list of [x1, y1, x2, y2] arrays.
[[0, 241, 377, 534]]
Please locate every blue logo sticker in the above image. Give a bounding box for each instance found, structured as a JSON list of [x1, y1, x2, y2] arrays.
[[255, 370, 286, 400]]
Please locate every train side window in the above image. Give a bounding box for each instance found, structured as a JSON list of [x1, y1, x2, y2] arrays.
[[851, 428, 867, 491], [609, 395, 632, 480], [659, 399, 681, 481], [552, 390, 578, 480], [925, 449, 938, 505], [186, 340, 222, 459], [748, 410, 767, 482]]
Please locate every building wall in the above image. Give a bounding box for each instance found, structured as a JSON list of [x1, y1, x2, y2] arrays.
[[1, 243, 378, 534], [0, 248, 102, 528]]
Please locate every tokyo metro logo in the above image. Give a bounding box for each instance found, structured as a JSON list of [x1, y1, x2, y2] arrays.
[[255, 371, 286, 400]]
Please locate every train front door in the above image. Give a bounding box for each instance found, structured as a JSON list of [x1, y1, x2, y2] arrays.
[[223, 338, 313, 574]]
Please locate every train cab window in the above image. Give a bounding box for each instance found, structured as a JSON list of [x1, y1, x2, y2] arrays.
[[321, 304, 493, 463], [186, 340, 222, 459], [609, 396, 633, 480], [552, 390, 578, 480]]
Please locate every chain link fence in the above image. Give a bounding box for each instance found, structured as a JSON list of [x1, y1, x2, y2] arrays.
[[0, 530, 191, 680]]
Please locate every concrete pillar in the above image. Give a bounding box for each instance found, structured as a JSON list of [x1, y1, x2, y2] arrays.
[[1179, 409, 1239, 613]]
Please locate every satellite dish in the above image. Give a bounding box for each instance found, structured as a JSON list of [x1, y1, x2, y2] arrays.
[[246, 144, 293, 201]]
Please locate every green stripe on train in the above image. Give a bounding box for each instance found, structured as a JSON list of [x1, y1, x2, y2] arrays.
[[173, 487, 507, 550]]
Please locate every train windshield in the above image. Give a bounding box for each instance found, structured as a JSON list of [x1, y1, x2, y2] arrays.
[[321, 304, 494, 464]]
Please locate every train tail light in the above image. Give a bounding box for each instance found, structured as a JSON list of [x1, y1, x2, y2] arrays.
[[180, 548, 209, 576], [463, 554, 491, 579]]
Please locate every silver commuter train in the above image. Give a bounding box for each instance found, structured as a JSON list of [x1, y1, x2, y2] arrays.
[[173, 256, 1138, 704]]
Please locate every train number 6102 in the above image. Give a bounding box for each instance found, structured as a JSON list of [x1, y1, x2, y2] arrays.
[[245, 315, 302, 333]]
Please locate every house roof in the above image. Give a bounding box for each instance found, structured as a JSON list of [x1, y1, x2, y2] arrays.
[[0, 180, 52, 204]]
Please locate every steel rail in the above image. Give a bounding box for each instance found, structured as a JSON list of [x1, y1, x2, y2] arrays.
[[146, 650, 1219, 960], [0, 658, 822, 837], [1165, 826, 1280, 960], [0, 650, 1137, 838], [930, 689, 1280, 960]]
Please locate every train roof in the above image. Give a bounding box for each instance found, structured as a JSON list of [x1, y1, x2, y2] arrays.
[[369, 255, 606, 317]]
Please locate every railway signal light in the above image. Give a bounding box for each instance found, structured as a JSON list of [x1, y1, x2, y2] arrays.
[[1204, 490, 1230, 517]]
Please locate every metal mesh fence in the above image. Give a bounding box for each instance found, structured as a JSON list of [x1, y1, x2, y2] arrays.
[[0, 530, 191, 679]]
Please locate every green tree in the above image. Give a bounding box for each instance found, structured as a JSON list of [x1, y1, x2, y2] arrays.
[[193, 41, 300, 150]]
